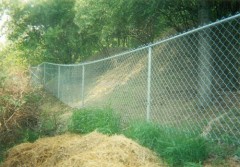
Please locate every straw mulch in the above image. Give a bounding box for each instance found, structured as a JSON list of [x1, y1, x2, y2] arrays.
[[1, 132, 166, 167]]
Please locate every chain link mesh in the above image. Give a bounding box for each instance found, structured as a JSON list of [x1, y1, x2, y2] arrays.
[[30, 14, 240, 144]]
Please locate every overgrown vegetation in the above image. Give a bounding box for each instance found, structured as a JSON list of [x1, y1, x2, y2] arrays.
[[123, 122, 209, 166], [0, 88, 72, 163], [1, 91, 239, 167], [0, 81, 41, 162], [69, 108, 120, 135], [0, 57, 72, 163], [0, 1, 239, 164], [66, 107, 240, 166]]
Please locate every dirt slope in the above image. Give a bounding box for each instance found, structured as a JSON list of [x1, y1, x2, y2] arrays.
[[1, 132, 165, 167]]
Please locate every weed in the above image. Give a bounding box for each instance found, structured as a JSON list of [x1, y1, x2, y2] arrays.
[[21, 129, 40, 143], [38, 111, 59, 136], [184, 162, 203, 167], [68, 108, 120, 135], [208, 142, 236, 160], [0, 145, 6, 164], [0, 73, 7, 88], [235, 147, 240, 157], [124, 121, 209, 166], [23, 91, 42, 104]]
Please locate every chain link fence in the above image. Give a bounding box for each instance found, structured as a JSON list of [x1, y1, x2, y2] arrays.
[[30, 14, 240, 144]]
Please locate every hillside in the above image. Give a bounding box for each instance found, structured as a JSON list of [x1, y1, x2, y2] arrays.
[[43, 38, 240, 144]]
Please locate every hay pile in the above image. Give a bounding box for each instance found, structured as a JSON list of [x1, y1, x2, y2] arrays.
[[1, 132, 165, 167]]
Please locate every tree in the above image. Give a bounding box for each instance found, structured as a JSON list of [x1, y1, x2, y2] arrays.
[[2, 0, 239, 64], [4, 0, 82, 65]]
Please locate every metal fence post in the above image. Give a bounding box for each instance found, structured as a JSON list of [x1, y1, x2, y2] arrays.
[[58, 65, 60, 98], [81, 65, 85, 107], [147, 46, 152, 122]]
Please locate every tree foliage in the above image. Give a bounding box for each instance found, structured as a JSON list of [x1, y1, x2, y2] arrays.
[[74, 0, 239, 57], [1, 0, 239, 65], [2, 0, 81, 65]]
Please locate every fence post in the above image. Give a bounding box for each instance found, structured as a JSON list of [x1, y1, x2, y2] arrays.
[[147, 46, 152, 122], [81, 65, 85, 108], [58, 65, 60, 98]]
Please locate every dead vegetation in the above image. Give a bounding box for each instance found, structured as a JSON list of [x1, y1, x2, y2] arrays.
[[0, 69, 40, 146], [1, 132, 165, 167], [0, 58, 239, 167], [0, 64, 72, 147]]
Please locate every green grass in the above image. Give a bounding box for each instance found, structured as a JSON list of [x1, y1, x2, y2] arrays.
[[0, 145, 6, 164], [183, 162, 203, 167], [235, 147, 240, 157], [20, 129, 40, 143], [123, 121, 209, 166], [68, 109, 210, 166], [68, 108, 120, 135]]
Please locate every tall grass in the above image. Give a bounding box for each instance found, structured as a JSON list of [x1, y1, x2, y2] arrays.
[[68, 109, 209, 166], [68, 108, 120, 135], [124, 121, 209, 166]]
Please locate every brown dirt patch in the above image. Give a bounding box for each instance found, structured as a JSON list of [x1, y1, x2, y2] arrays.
[[1, 132, 166, 167], [204, 157, 240, 167]]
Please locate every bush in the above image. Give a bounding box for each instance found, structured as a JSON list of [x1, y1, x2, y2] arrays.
[[68, 108, 120, 135], [124, 121, 209, 166], [0, 89, 42, 162]]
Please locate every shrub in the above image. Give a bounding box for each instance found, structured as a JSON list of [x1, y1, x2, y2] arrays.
[[38, 110, 59, 136], [0, 89, 41, 162], [124, 121, 209, 166], [0, 93, 40, 144], [68, 108, 120, 135]]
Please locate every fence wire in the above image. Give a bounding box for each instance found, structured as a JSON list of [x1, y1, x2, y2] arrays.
[[30, 14, 240, 144]]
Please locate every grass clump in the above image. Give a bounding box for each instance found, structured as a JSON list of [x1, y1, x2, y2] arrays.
[[124, 121, 209, 166], [123, 121, 162, 149], [68, 108, 120, 135]]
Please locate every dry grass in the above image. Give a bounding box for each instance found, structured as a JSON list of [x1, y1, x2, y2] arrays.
[[0, 69, 40, 146], [1, 132, 166, 167], [204, 157, 240, 167]]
